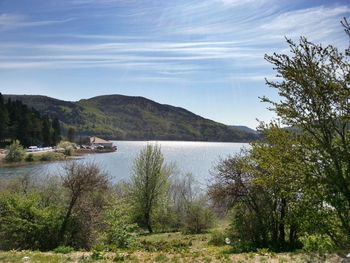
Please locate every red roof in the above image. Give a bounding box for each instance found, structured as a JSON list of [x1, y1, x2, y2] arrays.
[[90, 136, 111, 144]]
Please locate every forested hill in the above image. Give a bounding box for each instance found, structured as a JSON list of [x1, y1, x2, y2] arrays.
[[4, 94, 258, 142]]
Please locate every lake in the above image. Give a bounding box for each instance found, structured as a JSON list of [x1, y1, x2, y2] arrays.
[[0, 141, 249, 187]]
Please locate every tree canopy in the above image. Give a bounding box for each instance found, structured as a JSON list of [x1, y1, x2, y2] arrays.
[[0, 93, 61, 147]]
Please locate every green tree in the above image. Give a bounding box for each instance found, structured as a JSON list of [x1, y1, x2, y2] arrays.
[[5, 140, 26, 162], [58, 161, 109, 246], [130, 144, 172, 233], [52, 117, 61, 145], [263, 33, 350, 243], [0, 93, 9, 143], [103, 198, 138, 248], [42, 115, 53, 146], [67, 127, 76, 143], [0, 192, 61, 251], [209, 124, 328, 250]]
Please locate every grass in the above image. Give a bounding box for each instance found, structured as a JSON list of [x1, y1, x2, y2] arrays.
[[0, 249, 344, 263], [0, 151, 77, 167], [0, 230, 346, 262]]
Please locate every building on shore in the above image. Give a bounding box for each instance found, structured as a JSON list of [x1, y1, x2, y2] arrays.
[[89, 136, 113, 148]]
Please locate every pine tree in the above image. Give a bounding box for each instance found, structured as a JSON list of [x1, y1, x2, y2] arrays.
[[42, 116, 53, 146], [0, 93, 9, 142], [52, 117, 61, 145]]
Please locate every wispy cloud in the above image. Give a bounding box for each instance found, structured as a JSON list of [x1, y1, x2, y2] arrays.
[[0, 40, 265, 72], [0, 13, 73, 31], [0, 1, 348, 81], [260, 5, 350, 42]]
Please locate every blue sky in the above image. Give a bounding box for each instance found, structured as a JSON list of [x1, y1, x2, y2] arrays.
[[0, 0, 349, 128]]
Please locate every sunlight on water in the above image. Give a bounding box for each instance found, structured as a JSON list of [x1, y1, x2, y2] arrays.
[[0, 141, 249, 187]]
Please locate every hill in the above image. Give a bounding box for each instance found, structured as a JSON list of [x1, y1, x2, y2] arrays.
[[229, 125, 258, 135], [4, 94, 258, 142]]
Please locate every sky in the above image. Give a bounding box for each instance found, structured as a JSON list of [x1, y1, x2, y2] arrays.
[[0, 0, 349, 128]]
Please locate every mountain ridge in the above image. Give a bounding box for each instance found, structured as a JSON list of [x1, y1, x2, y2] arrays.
[[4, 94, 259, 142]]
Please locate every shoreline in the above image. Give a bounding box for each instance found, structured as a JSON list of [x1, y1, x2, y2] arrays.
[[0, 151, 82, 168], [0, 147, 117, 168]]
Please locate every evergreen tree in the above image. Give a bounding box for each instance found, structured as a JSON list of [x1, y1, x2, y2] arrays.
[[67, 127, 75, 142], [42, 116, 53, 146], [0, 93, 9, 142], [52, 117, 61, 145]]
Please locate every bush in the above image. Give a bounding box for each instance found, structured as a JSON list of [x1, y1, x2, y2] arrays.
[[25, 153, 34, 162], [58, 141, 74, 156], [53, 245, 75, 254], [182, 198, 214, 234], [39, 152, 64, 162], [209, 229, 228, 246], [5, 140, 26, 162], [0, 192, 61, 250], [103, 199, 139, 249], [300, 234, 335, 254], [139, 239, 190, 252]]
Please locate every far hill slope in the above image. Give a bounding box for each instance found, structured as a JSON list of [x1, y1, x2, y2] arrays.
[[228, 125, 258, 135], [4, 94, 258, 142]]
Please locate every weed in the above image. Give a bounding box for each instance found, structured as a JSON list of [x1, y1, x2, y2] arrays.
[[53, 246, 75, 254], [154, 253, 168, 262]]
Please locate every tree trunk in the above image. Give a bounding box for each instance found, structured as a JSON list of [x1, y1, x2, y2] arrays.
[[278, 198, 286, 247], [289, 224, 297, 247], [145, 211, 152, 233], [58, 196, 77, 244]]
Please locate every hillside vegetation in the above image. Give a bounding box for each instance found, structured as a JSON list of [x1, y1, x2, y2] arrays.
[[4, 94, 258, 142]]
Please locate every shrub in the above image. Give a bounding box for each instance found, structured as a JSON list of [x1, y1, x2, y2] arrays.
[[59, 161, 110, 249], [5, 140, 26, 162], [209, 229, 228, 246], [182, 198, 214, 234], [53, 245, 75, 254], [58, 141, 74, 156], [0, 192, 61, 250], [25, 153, 34, 162], [39, 152, 64, 162], [103, 199, 139, 249], [300, 234, 335, 254], [154, 253, 168, 262], [139, 239, 190, 252], [90, 249, 104, 260]]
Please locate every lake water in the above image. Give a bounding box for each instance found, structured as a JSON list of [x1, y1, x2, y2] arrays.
[[0, 141, 249, 187]]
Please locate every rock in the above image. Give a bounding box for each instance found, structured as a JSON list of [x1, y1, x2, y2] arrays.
[[22, 256, 30, 262]]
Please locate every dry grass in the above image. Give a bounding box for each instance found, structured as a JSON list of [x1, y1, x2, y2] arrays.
[[0, 249, 345, 263], [0, 232, 346, 263]]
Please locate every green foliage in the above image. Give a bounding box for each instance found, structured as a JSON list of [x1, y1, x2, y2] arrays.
[[5, 140, 26, 162], [39, 152, 65, 162], [210, 125, 318, 251], [59, 161, 110, 249], [0, 94, 61, 147], [53, 245, 75, 254], [130, 144, 173, 233], [58, 141, 74, 156], [3, 94, 258, 142], [209, 230, 228, 246], [154, 253, 168, 262], [0, 93, 9, 142], [182, 198, 214, 234], [90, 249, 104, 260], [256, 248, 271, 256], [300, 234, 335, 254], [67, 127, 76, 142], [0, 191, 61, 250], [103, 199, 139, 249], [25, 153, 34, 162], [139, 239, 190, 253], [264, 33, 350, 244]]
